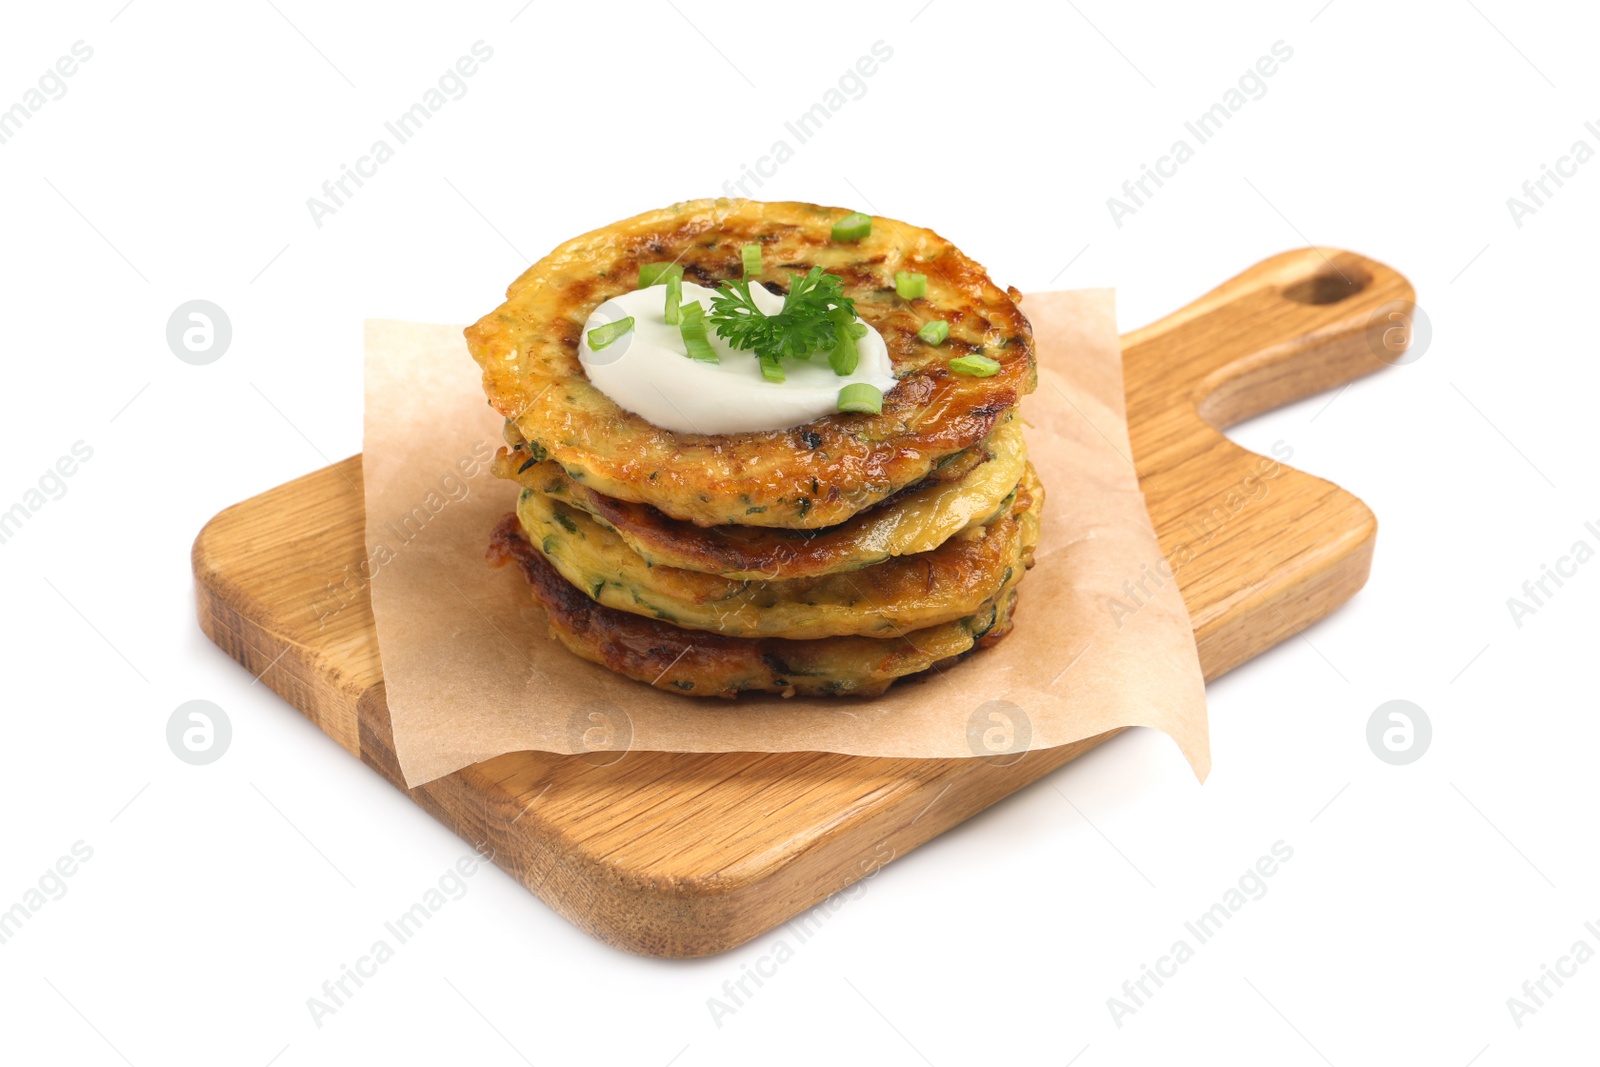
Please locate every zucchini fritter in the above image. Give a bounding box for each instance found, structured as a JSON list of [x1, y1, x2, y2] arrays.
[[466, 199, 1036, 529], [515, 464, 1042, 640], [487, 515, 1024, 699], [496, 418, 1028, 580]]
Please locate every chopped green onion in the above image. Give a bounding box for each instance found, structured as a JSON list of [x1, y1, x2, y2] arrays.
[[917, 320, 950, 345], [664, 271, 683, 325], [949, 354, 1001, 377], [831, 211, 872, 242], [639, 262, 684, 287], [678, 301, 718, 362], [742, 243, 763, 276], [895, 271, 927, 300], [759, 355, 786, 383], [586, 317, 634, 351], [836, 383, 883, 414], [828, 307, 860, 376]]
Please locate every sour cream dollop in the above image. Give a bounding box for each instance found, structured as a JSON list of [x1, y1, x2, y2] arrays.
[[578, 280, 897, 435]]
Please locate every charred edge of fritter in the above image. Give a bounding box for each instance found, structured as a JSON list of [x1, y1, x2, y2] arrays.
[[490, 514, 776, 698]]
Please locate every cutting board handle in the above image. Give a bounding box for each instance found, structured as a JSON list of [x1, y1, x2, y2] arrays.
[[1122, 247, 1416, 429], [1118, 247, 1415, 679]]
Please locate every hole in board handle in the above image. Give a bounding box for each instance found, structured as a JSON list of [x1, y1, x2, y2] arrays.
[[1281, 258, 1373, 305]]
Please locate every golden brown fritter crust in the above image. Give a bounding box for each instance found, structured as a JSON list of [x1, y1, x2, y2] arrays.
[[493, 418, 1027, 580], [465, 199, 1036, 530], [487, 514, 1023, 699], [514, 463, 1041, 640]]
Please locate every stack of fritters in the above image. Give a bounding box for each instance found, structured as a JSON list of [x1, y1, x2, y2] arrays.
[[466, 200, 1042, 698]]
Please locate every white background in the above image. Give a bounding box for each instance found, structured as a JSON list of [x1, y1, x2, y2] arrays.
[[1, 1, 1596, 1064]]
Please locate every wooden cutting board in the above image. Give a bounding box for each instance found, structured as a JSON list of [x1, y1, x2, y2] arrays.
[[193, 248, 1412, 958]]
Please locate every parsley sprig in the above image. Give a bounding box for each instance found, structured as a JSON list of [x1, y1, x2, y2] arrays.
[[708, 267, 864, 376]]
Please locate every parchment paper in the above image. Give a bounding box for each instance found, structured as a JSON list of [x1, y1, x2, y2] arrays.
[[363, 290, 1209, 787]]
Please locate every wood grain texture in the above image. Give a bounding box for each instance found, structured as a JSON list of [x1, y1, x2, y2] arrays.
[[192, 247, 1412, 957]]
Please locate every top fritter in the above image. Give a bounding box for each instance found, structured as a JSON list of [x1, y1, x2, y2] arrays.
[[465, 199, 1036, 529]]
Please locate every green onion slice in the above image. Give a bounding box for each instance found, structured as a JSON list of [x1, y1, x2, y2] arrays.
[[895, 271, 927, 299], [678, 301, 719, 362], [639, 262, 684, 287], [948, 354, 1001, 377], [742, 243, 763, 276], [831, 211, 872, 242], [586, 317, 634, 351], [664, 271, 683, 325], [759, 355, 786, 383], [836, 382, 883, 414], [828, 307, 860, 376], [917, 320, 949, 345]]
